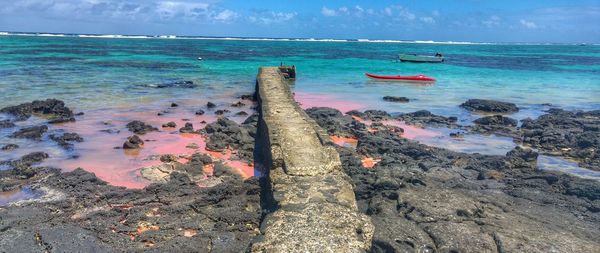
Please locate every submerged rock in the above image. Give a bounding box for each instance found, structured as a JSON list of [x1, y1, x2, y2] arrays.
[[195, 109, 205, 115], [162, 121, 176, 128], [170, 102, 179, 107], [397, 110, 458, 128], [0, 99, 75, 122], [215, 109, 231, 115], [1, 144, 19, 151], [207, 102, 216, 108], [240, 93, 255, 101], [460, 99, 519, 114], [49, 132, 84, 149], [231, 101, 246, 107], [151, 80, 197, 88], [382, 96, 409, 103], [179, 123, 195, 133], [474, 115, 518, 127], [0, 119, 15, 129], [9, 125, 48, 140], [123, 135, 144, 149], [126, 120, 158, 135]]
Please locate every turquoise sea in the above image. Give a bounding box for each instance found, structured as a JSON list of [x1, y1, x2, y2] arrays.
[[1, 34, 600, 186]]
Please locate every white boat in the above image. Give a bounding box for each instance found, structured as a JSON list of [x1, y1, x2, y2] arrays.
[[399, 54, 444, 63]]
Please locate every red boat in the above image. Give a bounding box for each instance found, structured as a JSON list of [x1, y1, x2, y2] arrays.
[[365, 73, 436, 82]]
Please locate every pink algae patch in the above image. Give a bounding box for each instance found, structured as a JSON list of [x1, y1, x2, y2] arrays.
[[331, 135, 358, 149], [362, 157, 380, 168], [351, 116, 441, 140], [42, 108, 254, 189], [294, 91, 366, 112]]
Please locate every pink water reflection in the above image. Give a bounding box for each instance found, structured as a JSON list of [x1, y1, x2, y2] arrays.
[[294, 91, 366, 112]]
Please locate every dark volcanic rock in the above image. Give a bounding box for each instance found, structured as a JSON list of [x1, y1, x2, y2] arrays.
[[236, 111, 249, 116], [382, 96, 410, 103], [215, 109, 231, 115], [126, 120, 158, 135], [460, 99, 519, 114], [240, 93, 256, 101], [396, 110, 458, 128], [1, 144, 19, 151], [170, 102, 179, 107], [49, 132, 84, 149], [468, 115, 519, 138], [0, 119, 15, 128], [306, 107, 366, 137], [521, 109, 600, 170], [162, 121, 176, 128], [179, 123, 195, 133], [123, 135, 144, 149], [347, 110, 391, 121], [207, 102, 216, 108], [231, 101, 246, 107], [9, 125, 48, 140], [152, 80, 197, 88], [0, 99, 75, 122], [204, 116, 256, 162], [195, 109, 205, 115]]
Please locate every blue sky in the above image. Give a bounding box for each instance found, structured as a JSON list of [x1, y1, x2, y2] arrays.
[[0, 0, 599, 43]]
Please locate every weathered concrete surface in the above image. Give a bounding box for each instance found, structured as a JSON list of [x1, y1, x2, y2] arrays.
[[252, 67, 373, 252]]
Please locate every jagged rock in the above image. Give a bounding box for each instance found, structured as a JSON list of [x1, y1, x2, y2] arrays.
[[49, 132, 84, 149], [231, 101, 246, 107], [9, 125, 48, 140], [0, 120, 15, 129], [195, 109, 205, 115], [460, 99, 519, 114], [397, 110, 458, 128], [126, 120, 157, 135], [170, 102, 179, 107], [207, 102, 216, 108], [1, 144, 19, 151], [162, 121, 176, 128], [123, 135, 144, 149], [474, 115, 518, 127], [179, 123, 195, 133], [0, 99, 75, 122], [383, 96, 409, 103]]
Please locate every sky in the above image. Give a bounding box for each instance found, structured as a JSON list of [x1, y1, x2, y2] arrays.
[[0, 0, 599, 43]]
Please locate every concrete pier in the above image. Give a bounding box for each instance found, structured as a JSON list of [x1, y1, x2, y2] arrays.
[[251, 67, 373, 252]]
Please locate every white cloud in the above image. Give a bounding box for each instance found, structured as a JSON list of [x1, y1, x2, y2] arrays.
[[420, 17, 435, 24], [213, 9, 238, 22], [482, 15, 501, 27], [321, 6, 337, 17], [520, 19, 538, 29], [249, 11, 297, 25]]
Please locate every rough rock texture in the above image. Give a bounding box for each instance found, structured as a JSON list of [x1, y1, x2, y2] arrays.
[[0, 99, 75, 122], [49, 132, 84, 149], [1, 144, 19, 151], [252, 67, 373, 252], [383, 96, 409, 103], [396, 110, 459, 128], [0, 119, 15, 129], [162, 121, 176, 128], [9, 125, 48, 140], [123, 135, 144, 149], [468, 115, 519, 137], [521, 109, 600, 170], [306, 107, 366, 137], [204, 116, 256, 163], [178, 123, 195, 133], [347, 110, 391, 121], [126, 121, 158, 135], [460, 99, 519, 114], [308, 107, 600, 253], [0, 154, 261, 252]]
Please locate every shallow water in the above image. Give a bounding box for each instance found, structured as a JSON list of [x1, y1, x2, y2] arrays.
[[1, 35, 599, 185], [0, 187, 42, 206]]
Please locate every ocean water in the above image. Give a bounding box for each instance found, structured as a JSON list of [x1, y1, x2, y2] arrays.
[[1, 34, 599, 187]]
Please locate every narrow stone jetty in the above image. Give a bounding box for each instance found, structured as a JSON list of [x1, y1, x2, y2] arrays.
[[252, 67, 373, 252]]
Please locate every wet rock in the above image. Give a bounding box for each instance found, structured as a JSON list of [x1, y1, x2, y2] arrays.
[[0, 99, 75, 123], [9, 125, 48, 140], [186, 143, 199, 149], [126, 120, 158, 135], [474, 115, 518, 127], [382, 96, 409, 103], [179, 123, 195, 133], [231, 101, 246, 107], [160, 154, 178, 163], [152, 80, 197, 88], [1, 144, 19, 151], [449, 132, 464, 138], [460, 99, 519, 114], [49, 132, 84, 149], [162, 121, 176, 128], [123, 135, 144, 149], [397, 110, 458, 128], [306, 107, 366, 137], [205, 117, 255, 162], [207, 102, 216, 108], [195, 109, 205, 115], [520, 109, 600, 170], [215, 109, 231, 115], [240, 93, 255, 101], [347, 110, 391, 121], [236, 111, 249, 116], [99, 129, 120, 134], [170, 102, 179, 107], [0, 119, 15, 129]]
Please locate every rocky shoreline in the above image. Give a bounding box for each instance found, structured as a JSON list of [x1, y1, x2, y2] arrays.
[[1, 97, 599, 252]]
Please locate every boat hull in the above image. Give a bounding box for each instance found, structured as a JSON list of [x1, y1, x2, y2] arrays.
[[365, 73, 436, 82], [399, 54, 444, 63]]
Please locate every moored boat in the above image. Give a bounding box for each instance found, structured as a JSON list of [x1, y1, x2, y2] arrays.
[[398, 53, 444, 63], [365, 73, 436, 82]]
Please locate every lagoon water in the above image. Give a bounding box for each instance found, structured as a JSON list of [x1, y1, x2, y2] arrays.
[[1, 34, 599, 186]]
